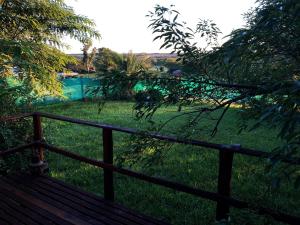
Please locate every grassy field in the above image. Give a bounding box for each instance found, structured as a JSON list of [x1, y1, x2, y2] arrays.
[[38, 101, 300, 225]]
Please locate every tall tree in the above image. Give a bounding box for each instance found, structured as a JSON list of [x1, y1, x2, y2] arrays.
[[87, 47, 97, 71], [0, 0, 100, 172], [82, 39, 92, 72], [0, 0, 100, 96]]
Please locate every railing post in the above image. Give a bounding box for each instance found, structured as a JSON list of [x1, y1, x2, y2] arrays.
[[103, 128, 114, 201], [30, 113, 48, 175], [216, 149, 234, 222], [33, 113, 43, 160]]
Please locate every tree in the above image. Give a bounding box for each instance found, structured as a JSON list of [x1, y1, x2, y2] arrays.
[[82, 39, 93, 72], [81, 40, 97, 73], [94, 48, 152, 99], [0, 0, 100, 172], [0, 0, 100, 95], [129, 0, 299, 183], [95, 48, 124, 72], [88, 47, 97, 72]]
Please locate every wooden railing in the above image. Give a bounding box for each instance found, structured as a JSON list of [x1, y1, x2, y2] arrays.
[[1, 112, 300, 225]]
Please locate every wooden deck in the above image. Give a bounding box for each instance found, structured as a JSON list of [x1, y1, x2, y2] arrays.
[[0, 173, 169, 225]]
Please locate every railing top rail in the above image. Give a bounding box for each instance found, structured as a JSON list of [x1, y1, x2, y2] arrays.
[[34, 112, 300, 165], [2, 112, 300, 165]]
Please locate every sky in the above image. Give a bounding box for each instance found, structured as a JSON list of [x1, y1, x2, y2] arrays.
[[64, 0, 256, 54]]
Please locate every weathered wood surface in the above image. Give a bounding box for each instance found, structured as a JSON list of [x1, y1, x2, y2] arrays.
[[0, 173, 170, 225]]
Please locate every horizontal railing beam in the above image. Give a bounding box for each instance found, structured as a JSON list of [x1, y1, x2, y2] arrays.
[[41, 142, 300, 225], [35, 112, 300, 165], [0, 142, 36, 157], [0, 113, 33, 122], [40, 142, 243, 204]]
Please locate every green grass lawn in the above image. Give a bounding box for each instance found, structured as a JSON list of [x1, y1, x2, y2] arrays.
[[38, 101, 300, 225]]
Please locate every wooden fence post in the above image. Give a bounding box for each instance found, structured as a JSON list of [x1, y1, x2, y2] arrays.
[[103, 128, 114, 201], [33, 113, 43, 161], [30, 113, 48, 175], [216, 150, 234, 222]]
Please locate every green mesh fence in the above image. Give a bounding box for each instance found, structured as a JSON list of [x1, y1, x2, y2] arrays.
[[6, 76, 237, 105], [38, 77, 101, 104], [40, 78, 149, 104]]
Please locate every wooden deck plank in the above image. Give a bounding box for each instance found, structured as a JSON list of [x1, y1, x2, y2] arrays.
[[0, 210, 13, 225], [0, 189, 72, 225], [10, 174, 126, 225], [1, 176, 106, 225], [0, 178, 101, 225], [0, 203, 27, 225], [0, 173, 170, 225], [38, 175, 169, 225], [31, 175, 164, 225], [0, 198, 40, 225], [12, 173, 166, 225], [27, 178, 141, 225], [0, 192, 43, 225]]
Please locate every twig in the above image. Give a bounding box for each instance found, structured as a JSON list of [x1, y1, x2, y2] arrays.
[[211, 103, 231, 136]]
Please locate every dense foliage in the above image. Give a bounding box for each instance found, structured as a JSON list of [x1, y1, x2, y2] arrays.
[[0, 0, 99, 172], [125, 0, 300, 185], [0, 80, 32, 174], [94, 48, 152, 99], [0, 0, 99, 95]]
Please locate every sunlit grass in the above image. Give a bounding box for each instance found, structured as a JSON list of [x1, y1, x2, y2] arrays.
[[38, 101, 299, 225]]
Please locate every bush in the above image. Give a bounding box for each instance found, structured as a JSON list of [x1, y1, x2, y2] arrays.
[[0, 79, 32, 174]]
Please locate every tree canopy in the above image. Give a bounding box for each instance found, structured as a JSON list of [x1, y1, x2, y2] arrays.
[[124, 0, 300, 183], [0, 0, 100, 171], [0, 0, 100, 96], [94, 48, 152, 99]]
